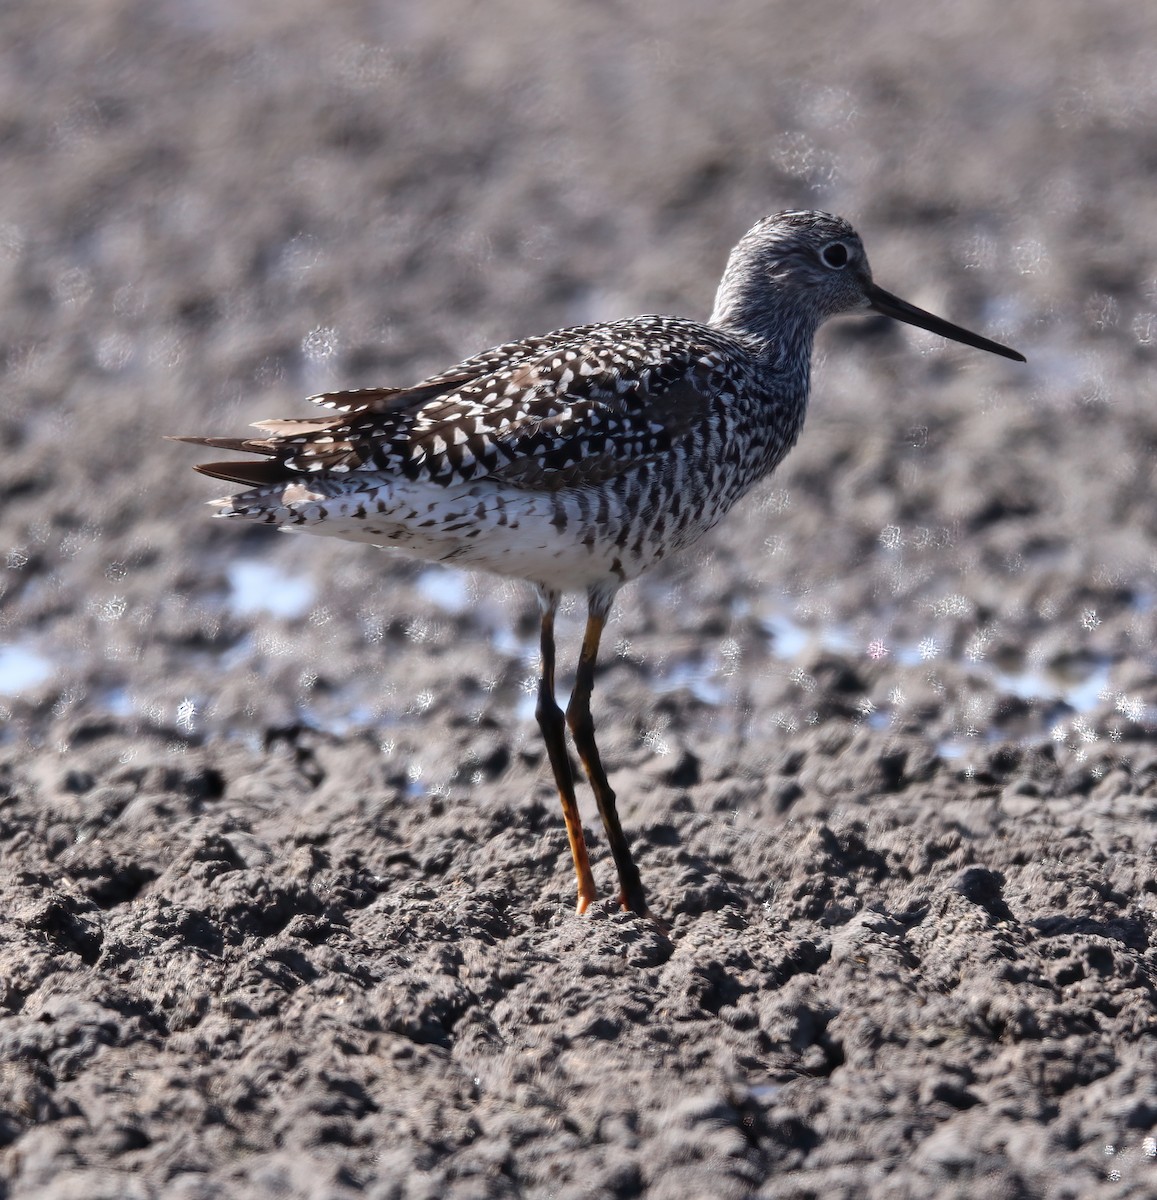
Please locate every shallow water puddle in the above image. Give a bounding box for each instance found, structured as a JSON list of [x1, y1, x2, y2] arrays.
[[414, 566, 472, 615], [645, 608, 1136, 761], [651, 658, 730, 706], [0, 644, 55, 695], [226, 559, 315, 619], [761, 611, 859, 658], [997, 659, 1113, 710]]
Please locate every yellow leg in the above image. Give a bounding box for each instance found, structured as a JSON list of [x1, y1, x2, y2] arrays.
[[566, 597, 648, 917], [535, 591, 598, 913]]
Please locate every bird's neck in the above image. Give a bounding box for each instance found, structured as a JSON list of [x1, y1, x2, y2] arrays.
[[708, 275, 821, 382]]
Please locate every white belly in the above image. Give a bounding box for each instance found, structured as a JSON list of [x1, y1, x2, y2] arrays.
[[220, 473, 693, 591]]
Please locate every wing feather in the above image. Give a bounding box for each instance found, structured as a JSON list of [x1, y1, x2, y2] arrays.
[[174, 318, 738, 493]]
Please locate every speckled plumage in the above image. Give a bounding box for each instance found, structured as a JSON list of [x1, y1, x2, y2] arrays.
[[177, 210, 1024, 918], [193, 315, 809, 593]]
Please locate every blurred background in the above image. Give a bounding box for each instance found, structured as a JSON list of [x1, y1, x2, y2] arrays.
[[1, 0, 1154, 778]]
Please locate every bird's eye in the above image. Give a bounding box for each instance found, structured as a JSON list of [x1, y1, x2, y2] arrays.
[[821, 242, 849, 269]]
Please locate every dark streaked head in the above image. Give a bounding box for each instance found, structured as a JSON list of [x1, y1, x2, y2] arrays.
[[710, 210, 1025, 363]]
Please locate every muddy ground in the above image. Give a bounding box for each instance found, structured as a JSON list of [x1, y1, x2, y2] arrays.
[[1, 1, 1156, 1197]]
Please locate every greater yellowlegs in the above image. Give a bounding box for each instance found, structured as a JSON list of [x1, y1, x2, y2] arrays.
[[175, 210, 1024, 917]]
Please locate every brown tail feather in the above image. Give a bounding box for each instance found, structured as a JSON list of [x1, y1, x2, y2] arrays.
[[307, 377, 471, 413], [192, 460, 291, 486], [168, 434, 279, 456], [249, 417, 344, 436]]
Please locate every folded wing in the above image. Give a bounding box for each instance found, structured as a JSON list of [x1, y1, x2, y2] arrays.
[[174, 318, 725, 494]]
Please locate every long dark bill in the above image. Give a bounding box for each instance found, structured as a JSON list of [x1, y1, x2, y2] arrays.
[[867, 284, 1025, 362]]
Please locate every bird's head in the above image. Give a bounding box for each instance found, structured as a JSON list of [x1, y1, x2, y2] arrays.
[[711, 209, 1024, 362]]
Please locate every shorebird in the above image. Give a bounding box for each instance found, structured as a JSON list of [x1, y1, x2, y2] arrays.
[[176, 210, 1024, 918]]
